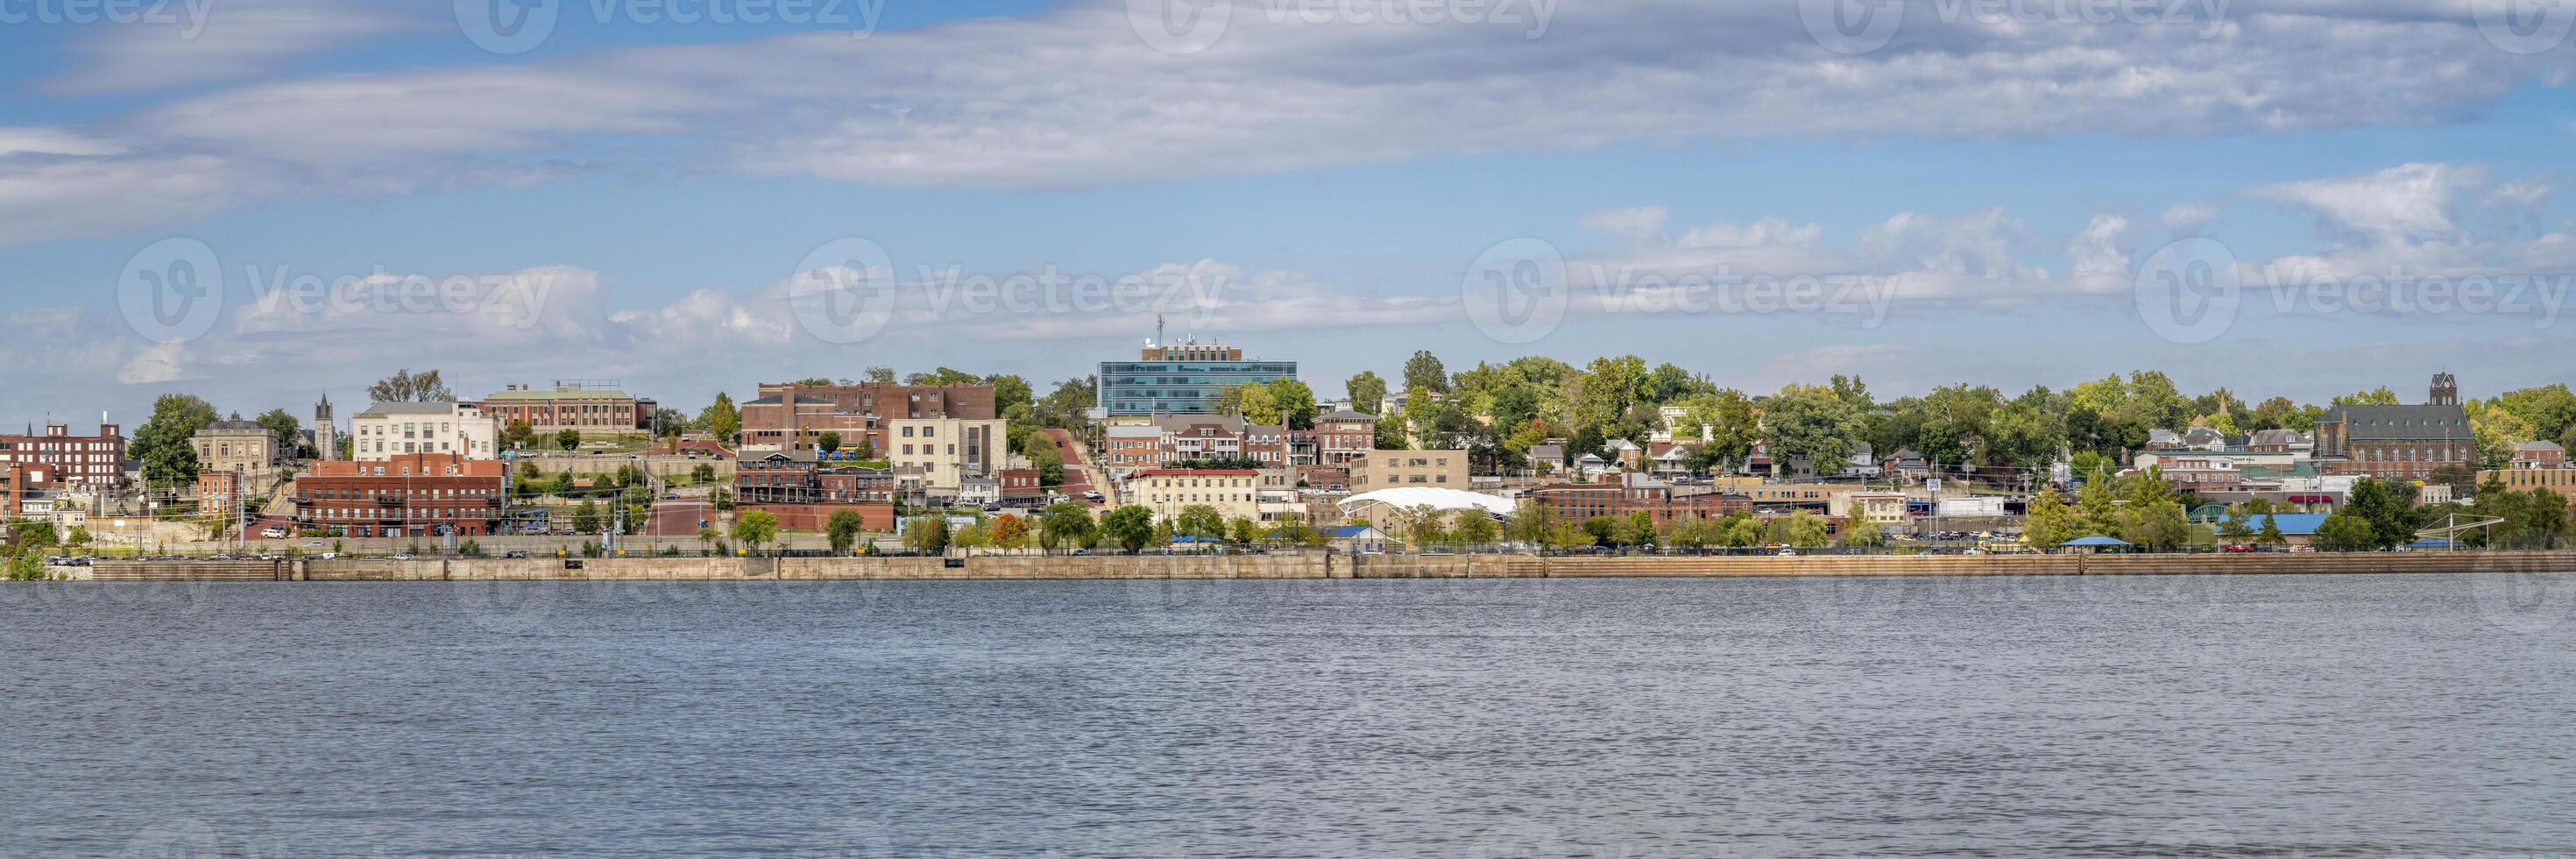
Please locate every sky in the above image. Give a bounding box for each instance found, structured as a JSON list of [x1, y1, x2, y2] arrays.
[[1, 0, 2572, 430]]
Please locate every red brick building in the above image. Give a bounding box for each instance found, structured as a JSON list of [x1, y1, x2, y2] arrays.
[[2312, 375, 2473, 479], [1306, 408, 1376, 465], [1526, 474, 1751, 528], [735, 449, 898, 531], [0, 422, 125, 489], [293, 453, 508, 537], [739, 382, 997, 452], [1100, 414, 1291, 472], [476, 382, 655, 435]]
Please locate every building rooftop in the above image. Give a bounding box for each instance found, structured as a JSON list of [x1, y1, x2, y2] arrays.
[[485, 387, 634, 401], [356, 401, 463, 416]]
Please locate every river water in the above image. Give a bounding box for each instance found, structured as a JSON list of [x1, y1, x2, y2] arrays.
[[6, 573, 2576, 857]]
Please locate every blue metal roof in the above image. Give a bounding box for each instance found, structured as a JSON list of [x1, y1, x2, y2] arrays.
[[2245, 513, 2329, 536], [2062, 536, 2133, 546]]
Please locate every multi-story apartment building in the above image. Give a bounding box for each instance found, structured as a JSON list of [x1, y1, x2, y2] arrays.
[[1348, 450, 1468, 491], [734, 450, 898, 532], [0, 422, 124, 489], [476, 381, 655, 435], [1100, 414, 1292, 472], [190, 419, 279, 478], [739, 382, 998, 452], [292, 453, 508, 537], [2486, 465, 2576, 504], [350, 401, 499, 460], [1097, 337, 1297, 417], [1307, 408, 1377, 465], [2313, 374, 2474, 479], [1828, 491, 1910, 527], [1128, 468, 1263, 523], [0, 462, 59, 522], [886, 415, 1008, 491]]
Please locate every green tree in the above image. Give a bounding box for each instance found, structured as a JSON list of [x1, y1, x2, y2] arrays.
[[1615, 511, 1659, 549], [817, 431, 841, 454], [572, 500, 602, 533], [1039, 502, 1097, 550], [1346, 371, 1389, 415], [2216, 508, 2254, 543], [499, 420, 535, 451], [2025, 487, 2073, 550], [1786, 512, 1831, 549], [1842, 517, 1887, 550], [696, 393, 741, 444], [1174, 504, 1228, 541], [1403, 350, 1449, 395], [556, 429, 582, 452], [2344, 478, 2419, 550], [1763, 383, 1865, 479], [367, 369, 452, 403], [825, 508, 867, 553], [1266, 378, 1320, 430], [132, 394, 218, 488], [732, 509, 779, 553], [1228, 516, 1262, 546], [903, 516, 952, 554], [1453, 509, 1498, 546], [2314, 510, 2378, 551], [2257, 515, 2287, 548], [2122, 499, 2190, 551], [253, 408, 307, 458], [1101, 506, 1156, 554]]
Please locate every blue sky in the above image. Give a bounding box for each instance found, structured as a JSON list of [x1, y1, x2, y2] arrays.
[[1, 0, 2572, 429]]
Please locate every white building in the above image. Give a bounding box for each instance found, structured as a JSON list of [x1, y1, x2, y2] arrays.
[[887, 416, 1008, 491], [349, 402, 499, 461]]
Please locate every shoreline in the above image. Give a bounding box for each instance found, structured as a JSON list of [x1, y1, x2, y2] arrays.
[[60, 550, 2576, 582]]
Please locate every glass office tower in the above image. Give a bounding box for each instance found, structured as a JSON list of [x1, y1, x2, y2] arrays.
[[1097, 340, 1298, 416]]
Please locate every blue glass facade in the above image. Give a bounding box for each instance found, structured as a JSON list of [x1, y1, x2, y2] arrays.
[[1097, 359, 1299, 416]]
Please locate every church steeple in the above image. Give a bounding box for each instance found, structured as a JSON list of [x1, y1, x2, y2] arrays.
[[2430, 372, 2459, 407]]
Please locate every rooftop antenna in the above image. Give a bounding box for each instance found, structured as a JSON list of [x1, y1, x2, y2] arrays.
[[1154, 315, 1164, 349]]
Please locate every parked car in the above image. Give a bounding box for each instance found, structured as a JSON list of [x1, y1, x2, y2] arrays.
[[260, 527, 287, 539]]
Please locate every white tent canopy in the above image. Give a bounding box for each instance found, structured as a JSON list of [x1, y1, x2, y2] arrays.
[[1339, 487, 1517, 519]]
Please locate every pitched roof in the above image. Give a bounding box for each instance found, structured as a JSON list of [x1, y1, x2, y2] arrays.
[[2319, 404, 2471, 441]]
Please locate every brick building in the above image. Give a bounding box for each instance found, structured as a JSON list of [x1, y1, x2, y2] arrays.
[[734, 449, 898, 532], [477, 382, 655, 436], [1100, 414, 1292, 472], [1348, 450, 1468, 491], [2313, 374, 2473, 479], [738, 382, 997, 452], [1306, 408, 1377, 465], [292, 453, 508, 537], [1526, 473, 1751, 528], [0, 422, 125, 489]]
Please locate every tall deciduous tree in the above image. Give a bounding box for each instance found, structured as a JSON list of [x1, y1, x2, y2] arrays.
[[366, 369, 453, 403], [1345, 371, 1388, 415], [132, 394, 217, 488]]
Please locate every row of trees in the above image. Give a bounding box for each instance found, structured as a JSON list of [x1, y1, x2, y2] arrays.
[[1335, 352, 2576, 486]]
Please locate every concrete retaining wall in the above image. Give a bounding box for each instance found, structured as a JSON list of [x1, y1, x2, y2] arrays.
[[77, 550, 2576, 582]]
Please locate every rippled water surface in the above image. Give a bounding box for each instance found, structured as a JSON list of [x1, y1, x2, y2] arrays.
[[7, 573, 2576, 856]]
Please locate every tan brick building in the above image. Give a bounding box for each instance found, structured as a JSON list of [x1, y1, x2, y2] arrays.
[[1348, 450, 1468, 491]]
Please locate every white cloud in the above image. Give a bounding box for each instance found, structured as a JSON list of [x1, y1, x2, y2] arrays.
[[40, 0, 416, 95], [6, 0, 2572, 246]]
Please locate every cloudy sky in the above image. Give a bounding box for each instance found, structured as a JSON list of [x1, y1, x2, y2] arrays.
[[1, 0, 2572, 428]]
